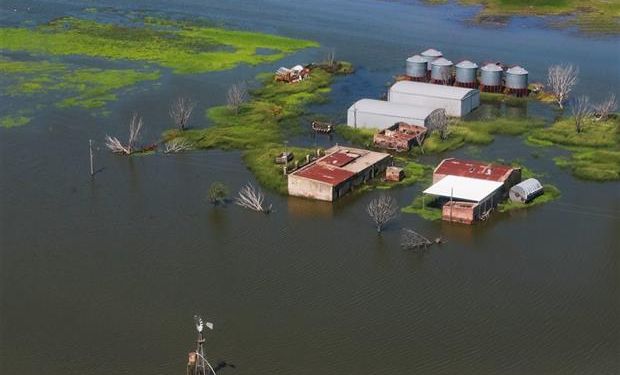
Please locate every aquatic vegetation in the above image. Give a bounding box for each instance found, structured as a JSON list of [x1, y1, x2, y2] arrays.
[[554, 150, 620, 182], [498, 184, 561, 212], [428, 0, 620, 34], [401, 195, 443, 221], [0, 16, 318, 74], [0, 114, 31, 128], [528, 117, 619, 148]]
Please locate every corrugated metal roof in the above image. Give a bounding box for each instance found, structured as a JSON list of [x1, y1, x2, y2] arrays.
[[424, 175, 503, 202], [431, 57, 453, 66], [481, 63, 503, 72], [421, 48, 442, 57], [390, 81, 478, 100], [456, 60, 478, 69], [349, 99, 438, 120], [320, 152, 358, 168], [407, 55, 426, 63], [294, 163, 355, 186], [512, 178, 543, 195], [434, 158, 515, 182], [506, 66, 528, 75]]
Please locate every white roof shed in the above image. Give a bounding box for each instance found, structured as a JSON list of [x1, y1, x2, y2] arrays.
[[423, 175, 503, 203], [347, 99, 441, 129], [388, 81, 480, 117]]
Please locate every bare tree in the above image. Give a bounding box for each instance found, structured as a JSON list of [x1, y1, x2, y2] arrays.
[[571, 96, 593, 133], [324, 48, 336, 69], [169, 97, 195, 130], [593, 93, 617, 121], [235, 183, 271, 213], [367, 194, 399, 233], [227, 82, 248, 114], [163, 138, 192, 153], [547, 64, 579, 109], [426, 109, 450, 140], [104, 113, 144, 155]]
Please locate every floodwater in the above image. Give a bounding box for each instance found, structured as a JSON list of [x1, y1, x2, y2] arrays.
[[1, 1, 619, 374]]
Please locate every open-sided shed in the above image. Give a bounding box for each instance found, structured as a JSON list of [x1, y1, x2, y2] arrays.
[[388, 81, 480, 117], [347, 99, 442, 129]]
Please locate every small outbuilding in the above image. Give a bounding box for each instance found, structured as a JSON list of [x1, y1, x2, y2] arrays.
[[509, 178, 543, 203], [347, 99, 443, 129], [387, 81, 480, 117], [373, 122, 427, 151]]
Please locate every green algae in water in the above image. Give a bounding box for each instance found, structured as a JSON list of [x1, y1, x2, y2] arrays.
[[0, 114, 31, 128], [2, 56, 160, 111], [0, 16, 318, 74]]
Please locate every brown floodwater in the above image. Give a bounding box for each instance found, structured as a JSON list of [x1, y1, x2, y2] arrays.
[[1, 0, 619, 374]]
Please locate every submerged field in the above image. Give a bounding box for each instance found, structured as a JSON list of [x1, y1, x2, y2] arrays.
[[427, 0, 620, 33], [0, 11, 318, 127]]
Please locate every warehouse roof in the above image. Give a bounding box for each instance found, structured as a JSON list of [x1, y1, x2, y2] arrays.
[[424, 175, 503, 202], [290, 146, 391, 186], [390, 81, 478, 100], [434, 158, 517, 182], [348, 99, 438, 121]]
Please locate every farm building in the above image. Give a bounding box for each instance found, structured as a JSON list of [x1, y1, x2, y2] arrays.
[[423, 158, 522, 224], [433, 158, 521, 191], [509, 178, 544, 203], [423, 175, 504, 224], [387, 81, 480, 117], [347, 99, 443, 129], [288, 145, 392, 201], [373, 122, 427, 151]]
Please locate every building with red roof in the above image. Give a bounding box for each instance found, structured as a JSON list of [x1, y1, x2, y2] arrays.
[[288, 146, 392, 201]]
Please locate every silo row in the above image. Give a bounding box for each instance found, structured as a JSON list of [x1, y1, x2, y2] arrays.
[[404, 49, 529, 96]]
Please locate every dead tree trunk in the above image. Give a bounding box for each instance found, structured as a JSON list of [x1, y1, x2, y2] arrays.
[[235, 183, 271, 213], [169, 97, 195, 130], [105, 113, 144, 155], [571, 96, 593, 133], [367, 194, 399, 233], [593, 93, 617, 121], [547, 64, 578, 109], [227, 83, 248, 115]]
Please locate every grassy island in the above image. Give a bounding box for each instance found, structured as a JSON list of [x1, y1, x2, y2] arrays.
[[427, 0, 620, 34], [163, 63, 354, 194], [528, 116, 620, 181]]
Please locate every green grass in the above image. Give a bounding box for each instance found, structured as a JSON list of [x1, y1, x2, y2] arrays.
[[0, 16, 318, 74], [497, 184, 561, 212], [554, 150, 620, 181], [164, 64, 352, 193], [402, 195, 443, 221], [528, 117, 619, 148], [335, 126, 376, 148]]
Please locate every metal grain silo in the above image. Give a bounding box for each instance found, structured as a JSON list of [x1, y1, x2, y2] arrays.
[[455, 60, 478, 88], [420, 48, 443, 71], [505, 66, 529, 96], [480, 63, 503, 92], [509, 178, 543, 203], [430, 57, 453, 84], [406, 55, 428, 81]]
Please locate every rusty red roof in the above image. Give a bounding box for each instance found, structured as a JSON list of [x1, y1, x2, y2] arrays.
[[294, 163, 355, 186], [320, 152, 358, 168], [435, 158, 516, 182]]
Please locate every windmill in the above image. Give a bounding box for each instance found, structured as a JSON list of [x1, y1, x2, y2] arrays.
[[187, 315, 216, 375]]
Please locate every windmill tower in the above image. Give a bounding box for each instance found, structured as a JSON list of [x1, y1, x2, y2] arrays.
[[187, 315, 216, 375]]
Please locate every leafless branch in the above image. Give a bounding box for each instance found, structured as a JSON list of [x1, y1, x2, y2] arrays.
[[169, 97, 195, 130], [367, 194, 399, 233], [104, 113, 144, 155], [235, 183, 271, 213], [426, 109, 450, 140], [401, 228, 433, 250], [547, 64, 578, 109], [324, 48, 336, 68], [571, 95, 593, 133], [593, 93, 617, 121], [163, 138, 193, 153], [227, 82, 248, 114]]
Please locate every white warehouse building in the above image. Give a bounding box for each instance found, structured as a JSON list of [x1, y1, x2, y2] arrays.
[[347, 99, 443, 129], [388, 81, 480, 117]]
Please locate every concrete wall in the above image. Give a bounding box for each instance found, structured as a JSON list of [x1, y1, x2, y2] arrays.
[[347, 107, 427, 129], [288, 176, 334, 201]]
